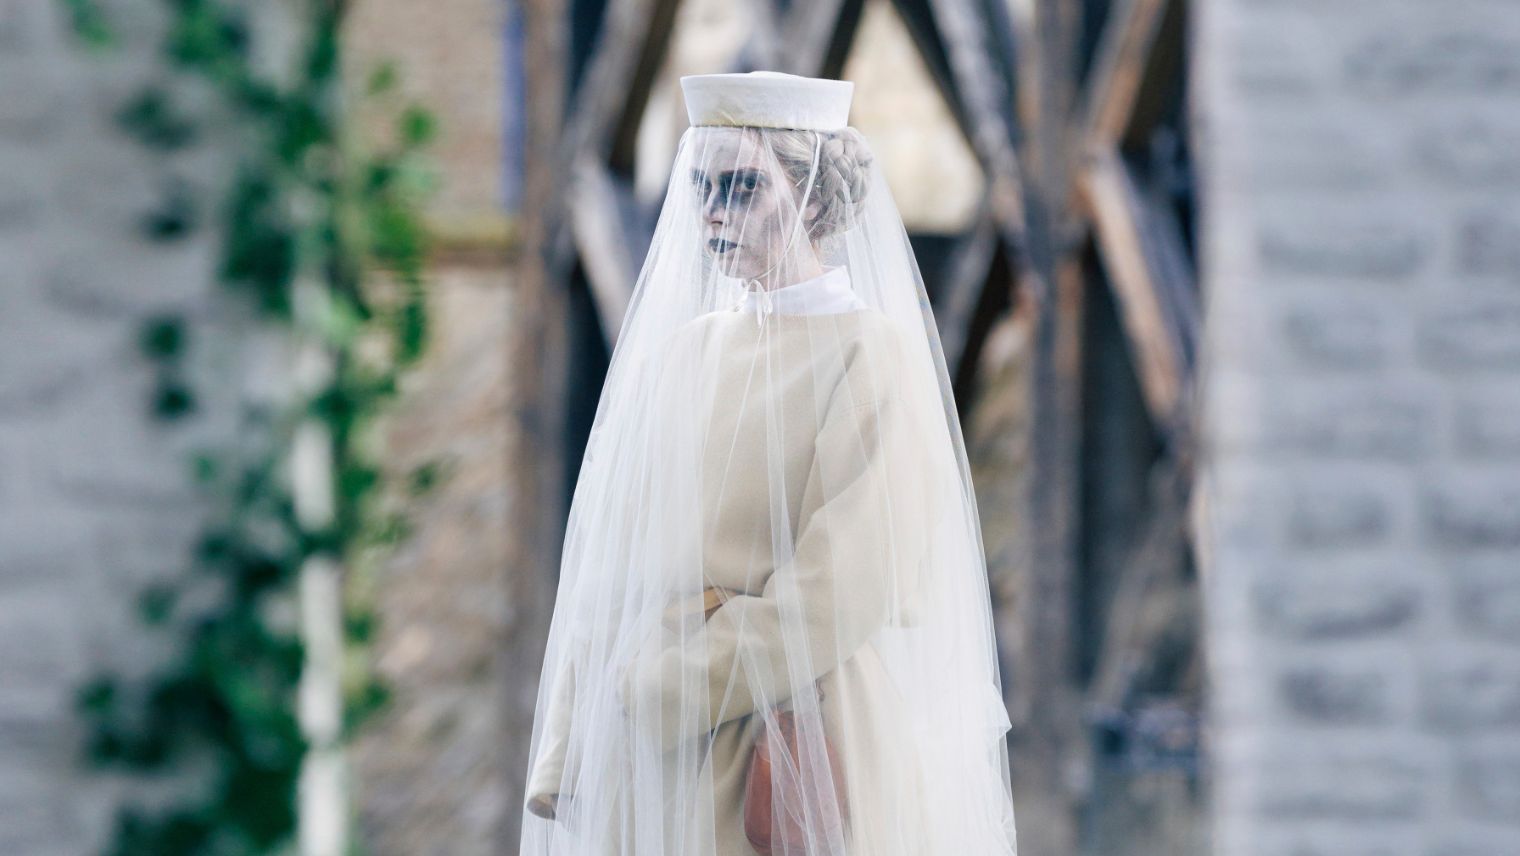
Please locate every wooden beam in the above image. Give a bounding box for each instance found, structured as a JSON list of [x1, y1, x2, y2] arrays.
[[889, 0, 974, 133], [542, 0, 685, 278], [1085, 457, 1190, 713], [607, 0, 683, 175], [568, 158, 636, 344], [1140, 171, 1199, 376], [1016, 7, 1089, 840], [1082, 0, 1170, 147], [561, 0, 679, 167], [935, 211, 1000, 375], [744, 0, 788, 72], [777, 0, 863, 78], [508, 0, 571, 849], [1122, 0, 1188, 151], [1078, 144, 1183, 426], [926, 0, 1030, 243], [1017, 249, 1089, 851]]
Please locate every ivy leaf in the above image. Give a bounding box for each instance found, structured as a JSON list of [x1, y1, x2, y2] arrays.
[[338, 464, 379, 504], [166, 1, 249, 70], [62, 0, 114, 48], [139, 315, 185, 361], [399, 105, 436, 148], [195, 529, 234, 565], [407, 457, 453, 496], [314, 291, 365, 347], [137, 584, 179, 626], [395, 299, 428, 364], [190, 451, 220, 485], [367, 61, 399, 96], [116, 88, 199, 150], [222, 172, 296, 315], [75, 676, 119, 717], [344, 610, 377, 644], [151, 377, 197, 420], [368, 513, 412, 547], [342, 677, 392, 738], [275, 97, 328, 165], [141, 181, 198, 242]]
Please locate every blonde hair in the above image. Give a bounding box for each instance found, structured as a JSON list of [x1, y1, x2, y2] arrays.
[[766, 127, 873, 239]]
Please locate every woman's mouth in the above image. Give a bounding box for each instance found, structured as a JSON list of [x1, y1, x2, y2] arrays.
[[707, 238, 739, 254]]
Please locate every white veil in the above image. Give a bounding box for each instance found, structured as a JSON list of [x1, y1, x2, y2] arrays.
[[520, 71, 1017, 856]]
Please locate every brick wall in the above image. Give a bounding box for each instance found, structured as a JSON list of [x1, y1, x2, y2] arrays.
[[342, 2, 517, 853], [350, 266, 515, 856], [1195, 1, 1520, 853]]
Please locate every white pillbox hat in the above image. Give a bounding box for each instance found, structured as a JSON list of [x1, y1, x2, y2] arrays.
[[680, 71, 854, 131]]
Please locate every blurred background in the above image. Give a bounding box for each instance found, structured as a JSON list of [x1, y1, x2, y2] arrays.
[[4, 0, 1518, 854]]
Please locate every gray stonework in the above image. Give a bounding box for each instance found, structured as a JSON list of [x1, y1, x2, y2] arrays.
[[1195, 0, 1520, 854], [3, 0, 515, 851], [0, 2, 260, 855]]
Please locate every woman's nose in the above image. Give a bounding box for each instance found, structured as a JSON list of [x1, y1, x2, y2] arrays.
[[702, 188, 724, 220]]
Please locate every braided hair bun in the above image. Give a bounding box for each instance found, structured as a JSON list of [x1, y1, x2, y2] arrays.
[[769, 127, 874, 239]]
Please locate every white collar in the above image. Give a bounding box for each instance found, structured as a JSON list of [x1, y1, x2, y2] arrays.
[[731, 266, 866, 317]]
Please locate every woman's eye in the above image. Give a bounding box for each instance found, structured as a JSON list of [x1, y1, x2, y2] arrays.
[[727, 175, 758, 205]]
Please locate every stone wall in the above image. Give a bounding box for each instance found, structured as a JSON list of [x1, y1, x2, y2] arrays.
[[0, 2, 516, 853], [1194, 1, 1520, 853], [0, 2, 254, 853]]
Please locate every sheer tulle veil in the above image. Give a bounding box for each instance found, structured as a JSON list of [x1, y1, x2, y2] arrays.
[[519, 70, 1018, 856]]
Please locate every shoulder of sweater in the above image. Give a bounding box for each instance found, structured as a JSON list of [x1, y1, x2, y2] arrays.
[[645, 311, 729, 368], [840, 309, 914, 371], [656, 306, 915, 361], [829, 311, 918, 412]]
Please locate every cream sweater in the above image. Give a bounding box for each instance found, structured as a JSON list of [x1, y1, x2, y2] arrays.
[[526, 300, 938, 855]]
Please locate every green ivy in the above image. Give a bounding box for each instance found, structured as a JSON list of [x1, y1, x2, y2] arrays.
[[63, 2, 443, 854]]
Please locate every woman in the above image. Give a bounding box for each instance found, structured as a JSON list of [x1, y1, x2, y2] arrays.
[[520, 71, 1017, 856]]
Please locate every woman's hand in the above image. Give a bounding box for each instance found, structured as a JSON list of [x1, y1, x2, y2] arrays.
[[527, 792, 580, 829], [527, 792, 561, 819]]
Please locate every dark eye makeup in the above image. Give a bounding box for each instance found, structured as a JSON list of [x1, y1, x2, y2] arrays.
[[690, 168, 766, 208]]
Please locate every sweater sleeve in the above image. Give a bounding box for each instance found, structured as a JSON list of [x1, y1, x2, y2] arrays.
[[523, 646, 581, 819], [619, 373, 933, 751]]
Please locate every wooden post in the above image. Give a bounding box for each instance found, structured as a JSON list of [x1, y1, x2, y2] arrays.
[[505, 0, 570, 849], [1013, 0, 1087, 851]]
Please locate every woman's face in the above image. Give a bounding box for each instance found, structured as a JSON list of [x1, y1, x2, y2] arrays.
[[689, 129, 810, 282]]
